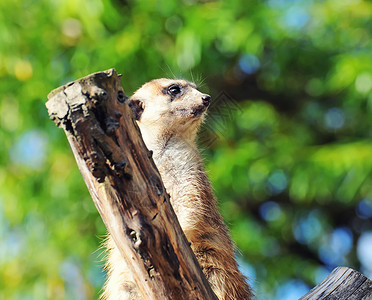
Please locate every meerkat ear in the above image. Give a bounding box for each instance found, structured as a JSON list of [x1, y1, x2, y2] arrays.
[[127, 99, 144, 121]]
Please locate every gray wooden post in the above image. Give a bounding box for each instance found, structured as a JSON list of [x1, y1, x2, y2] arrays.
[[300, 266, 372, 300]]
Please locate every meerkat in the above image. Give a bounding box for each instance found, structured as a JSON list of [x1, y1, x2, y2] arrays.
[[101, 79, 253, 300]]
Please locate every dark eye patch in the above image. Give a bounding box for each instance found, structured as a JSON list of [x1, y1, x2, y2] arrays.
[[168, 84, 181, 96], [162, 84, 183, 101]]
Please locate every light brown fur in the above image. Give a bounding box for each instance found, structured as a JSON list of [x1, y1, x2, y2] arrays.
[[101, 79, 253, 300]]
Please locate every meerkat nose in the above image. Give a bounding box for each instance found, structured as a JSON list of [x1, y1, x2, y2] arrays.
[[202, 94, 211, 106]]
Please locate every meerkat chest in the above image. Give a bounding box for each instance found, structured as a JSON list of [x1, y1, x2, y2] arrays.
[[152, 141, 204, 224], [155, 143, 201, 193]]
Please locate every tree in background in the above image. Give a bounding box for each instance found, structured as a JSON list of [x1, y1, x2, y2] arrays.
[[1, 0, 372, 299]]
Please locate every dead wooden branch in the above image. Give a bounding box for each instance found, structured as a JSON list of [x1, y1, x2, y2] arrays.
[[300, 266, 372, 300], [46, 69, 218, 300]]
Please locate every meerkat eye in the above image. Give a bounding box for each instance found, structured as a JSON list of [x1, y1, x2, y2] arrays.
[[167, 85, 182, 96]]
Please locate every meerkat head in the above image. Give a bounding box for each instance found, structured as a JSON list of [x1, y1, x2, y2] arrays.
[[127, 78, 210, 140]]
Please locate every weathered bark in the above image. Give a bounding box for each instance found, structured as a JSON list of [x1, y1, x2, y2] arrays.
[[46, 69, 218, 300], [300, 266, 372, 300]]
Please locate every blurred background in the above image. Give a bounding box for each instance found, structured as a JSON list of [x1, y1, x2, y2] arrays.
[[1, 0, 372, 299]]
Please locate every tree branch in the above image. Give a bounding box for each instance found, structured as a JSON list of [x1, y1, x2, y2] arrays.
[[300, 267, 372, 300]]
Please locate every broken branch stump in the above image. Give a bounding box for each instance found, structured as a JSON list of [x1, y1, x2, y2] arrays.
[[300, 266, 372, 300], [46, 69, 218, 300]]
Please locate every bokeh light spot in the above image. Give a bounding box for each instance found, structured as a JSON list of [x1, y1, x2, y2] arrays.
[[239, 54, 260, 74], [9, 129, 48, 170], [259, 201, 282, 222], [356, 198, 372, 219], [324, 107, 345, 131], [319, 227, 353, 267], [275, 279, 310, 300], [62, 18, 82, 39], [293, 210, 322, 245], [14, 60, 33, 81], [60, 258, 87, 300], [237, 256, 256, 289], [355, 73, 372, 94], [315, 266, 331, 285], [267, 170, 288, 194], [357, 231, 372, 271], [281, 5, 310, 29]]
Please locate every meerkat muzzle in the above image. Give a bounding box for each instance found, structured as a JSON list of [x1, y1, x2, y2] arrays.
[[202, 94, 211, 107]]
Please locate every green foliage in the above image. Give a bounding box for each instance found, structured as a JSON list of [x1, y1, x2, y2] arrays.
[[1, 0, 372, 299]]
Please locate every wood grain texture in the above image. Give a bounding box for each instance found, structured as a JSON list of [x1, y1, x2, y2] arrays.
[[46, 69, 218, 300], [300, 267, 372, 300]]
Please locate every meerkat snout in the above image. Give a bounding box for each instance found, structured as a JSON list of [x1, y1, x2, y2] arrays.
[[201, 94, 211, 107]]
